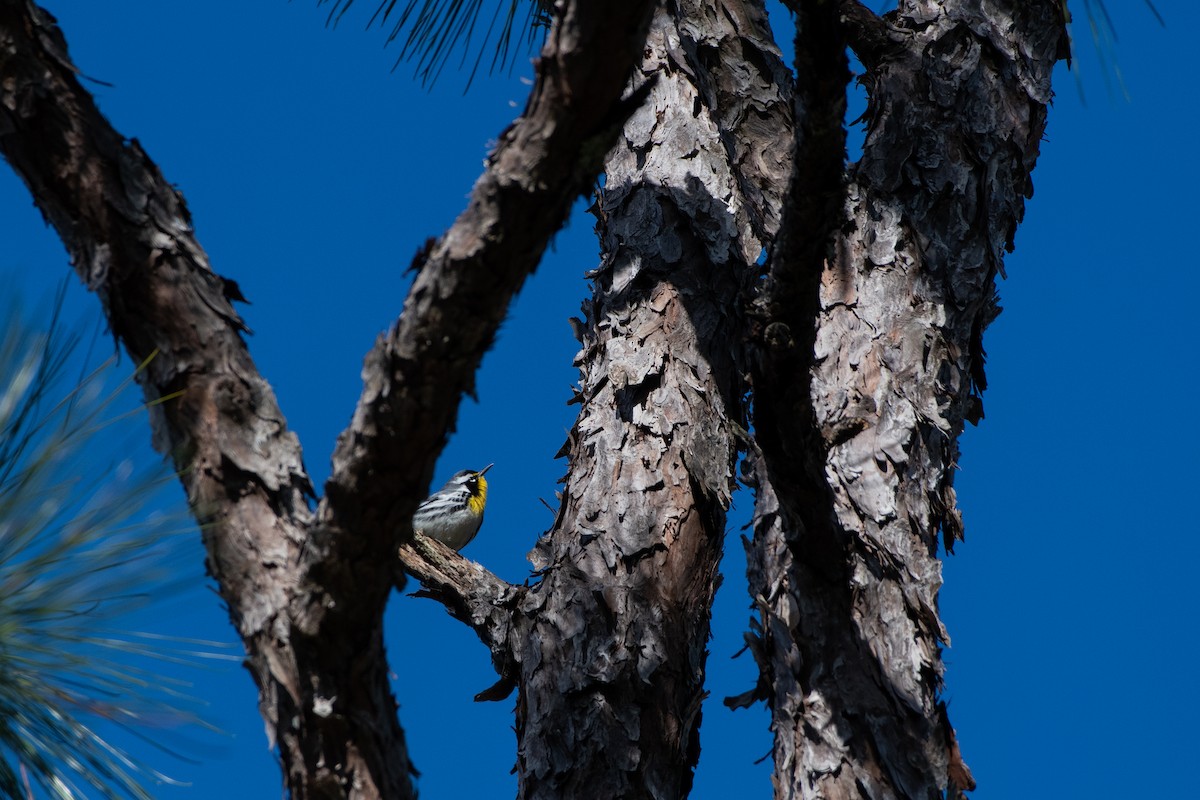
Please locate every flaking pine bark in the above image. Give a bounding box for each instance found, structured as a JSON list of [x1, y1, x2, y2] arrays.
[[741, 2, 1068, 798], [0, 0, 1067, 799], [512, 4, 790, 797]]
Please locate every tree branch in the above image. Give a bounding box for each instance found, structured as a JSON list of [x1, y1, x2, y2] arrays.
[[0, 3, 416, 798], [745, 0, 851, 548], [398, 534, 525, 700]]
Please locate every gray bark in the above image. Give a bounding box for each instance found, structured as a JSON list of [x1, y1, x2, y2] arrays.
[[740, 1, 1068, 797]]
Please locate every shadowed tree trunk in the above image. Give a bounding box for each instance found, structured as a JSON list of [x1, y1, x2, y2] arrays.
[[0, 0, 1067, 798]]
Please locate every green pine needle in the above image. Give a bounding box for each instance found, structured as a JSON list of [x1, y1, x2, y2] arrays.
[[0, 293, 233, 800]]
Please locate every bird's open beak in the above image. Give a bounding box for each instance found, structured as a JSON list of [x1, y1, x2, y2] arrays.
[[478, 463, 494, 476]]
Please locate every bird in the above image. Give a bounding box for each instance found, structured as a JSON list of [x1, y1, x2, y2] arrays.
[[411, 464, 493, 551]]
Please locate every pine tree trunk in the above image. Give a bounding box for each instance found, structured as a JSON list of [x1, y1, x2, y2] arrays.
[[742, 2, 1068, 797], [512, 3, 790, 796]]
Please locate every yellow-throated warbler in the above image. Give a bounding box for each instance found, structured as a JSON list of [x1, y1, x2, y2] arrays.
[[411, 464, 493, 551]]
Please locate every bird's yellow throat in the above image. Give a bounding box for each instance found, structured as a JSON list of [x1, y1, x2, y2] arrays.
[[468, 477, 488, 515]]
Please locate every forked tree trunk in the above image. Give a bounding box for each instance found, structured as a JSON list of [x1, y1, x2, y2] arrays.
[[0, 0, 1069, 797], [0, 0, 654, 797]]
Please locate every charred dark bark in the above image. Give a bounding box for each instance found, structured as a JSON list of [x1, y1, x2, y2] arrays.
[[741, 1, 1068, 798]]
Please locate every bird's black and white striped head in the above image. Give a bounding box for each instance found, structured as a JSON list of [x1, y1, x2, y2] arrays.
[[442, 463, 492, 499]]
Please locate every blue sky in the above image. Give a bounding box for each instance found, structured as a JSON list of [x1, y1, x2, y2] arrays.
[[1, 1, 1196, 798]]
